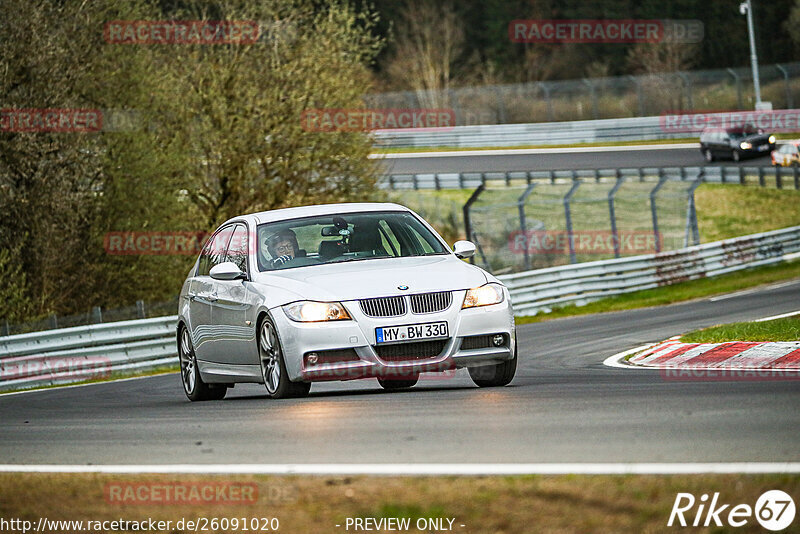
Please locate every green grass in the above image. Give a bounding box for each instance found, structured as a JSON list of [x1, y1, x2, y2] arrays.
[[515, 259, 800, 324], [680, 316, 800, 343]]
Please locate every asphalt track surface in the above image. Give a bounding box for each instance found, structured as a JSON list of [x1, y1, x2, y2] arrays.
[[378, 146, 774, 174], [2, 280, 799, 465]]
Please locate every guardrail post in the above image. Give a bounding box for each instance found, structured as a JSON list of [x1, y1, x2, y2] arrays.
[[517, 183, 538, 270], [739, 166, 745, 185], [388, 175, 395, 190], [458, 173, 464, 189], [758, 167, 765, 187], [608, 173, 625, 258], [563, 179, 582, 264], [684, 171, 704, 247], [650, 174, 669, 253], [91, 306, 103, 324], [549, 170, 555, 185], [775, 64, 793, 108], [49, 314, 58, 330], [136, 300, 146, 319], [462, 184, 485, 264], [434, 173, 441, 191], [727, 68, 743, 109], [413, 174, 419, 190], [1, 320, 9, 337], [776, 167, 783, 190], [638, 168, 645, 182], [794, 166, 799, 190]]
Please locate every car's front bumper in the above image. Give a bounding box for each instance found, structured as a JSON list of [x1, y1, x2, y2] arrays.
[[270, 289, 516, 382]]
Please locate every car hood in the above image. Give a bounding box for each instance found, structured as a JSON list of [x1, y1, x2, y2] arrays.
[[741, 133, 771, 144], [251, 255, 489, 306]]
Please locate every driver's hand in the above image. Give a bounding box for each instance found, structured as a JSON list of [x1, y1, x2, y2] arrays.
[[272, 254, 292, 267]]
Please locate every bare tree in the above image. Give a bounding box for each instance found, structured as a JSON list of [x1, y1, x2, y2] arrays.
[[385, 0, 464, 109]]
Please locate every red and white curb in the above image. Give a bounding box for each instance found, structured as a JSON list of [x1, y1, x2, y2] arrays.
[[627, 337, 800, 370]]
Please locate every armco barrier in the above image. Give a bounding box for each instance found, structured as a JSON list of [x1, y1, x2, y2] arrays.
[[1, 226, 799, 391], [371, 110, 800, 149], [0, 316, 178, 391], [497, 225, 800, 316]]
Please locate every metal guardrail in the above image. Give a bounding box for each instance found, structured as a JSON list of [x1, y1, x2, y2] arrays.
[[379, 165, 800, 190], [0, 316, 178, 391], [1, 225, 799, 390], [498, 226, 800, 316], [372, 111, 800, 149]]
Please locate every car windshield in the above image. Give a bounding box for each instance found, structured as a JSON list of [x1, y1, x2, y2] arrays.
[[256, 211, 448, 271], [727, 126, 758, 139]]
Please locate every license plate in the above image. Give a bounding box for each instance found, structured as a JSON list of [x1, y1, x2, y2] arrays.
[[758, 144, 768, 151], [376, 322, 449, 344]]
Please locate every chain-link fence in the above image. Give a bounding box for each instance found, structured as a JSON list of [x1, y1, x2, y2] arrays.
[[463, 170, 702, 275], [367, 62, 800, 126]]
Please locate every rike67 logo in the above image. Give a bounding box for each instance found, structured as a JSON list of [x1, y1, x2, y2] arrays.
[[668, 490, 795, 531]]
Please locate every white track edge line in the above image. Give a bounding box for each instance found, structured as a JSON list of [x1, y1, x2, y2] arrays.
[[370, 143, 697, 159], [1, 463, 799, 475]]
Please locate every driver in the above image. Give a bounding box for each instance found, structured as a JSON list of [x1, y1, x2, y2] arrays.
[[264, 229, 299, 268]]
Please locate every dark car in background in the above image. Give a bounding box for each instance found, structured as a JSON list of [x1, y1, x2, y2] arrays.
[[699, 126, 776, 162]]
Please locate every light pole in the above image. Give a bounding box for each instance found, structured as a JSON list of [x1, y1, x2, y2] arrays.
[[739, 0, 769, 109]]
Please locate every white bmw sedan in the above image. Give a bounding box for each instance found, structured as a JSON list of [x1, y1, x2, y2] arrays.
[[177, 203, 516, 400]]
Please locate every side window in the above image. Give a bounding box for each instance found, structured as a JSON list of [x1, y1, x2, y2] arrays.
[[225, 224, 249, 273], [378, 220, 401, 256], [197, 225, 234, 276]]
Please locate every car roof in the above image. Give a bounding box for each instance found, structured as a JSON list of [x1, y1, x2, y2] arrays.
[[223, 203, 413, 226]]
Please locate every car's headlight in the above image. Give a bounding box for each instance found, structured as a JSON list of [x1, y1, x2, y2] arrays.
[[740, 141, 752, 150], [768, 135, 776, 144], [462, 283, 505, 309], [283, 301, 351, 322]]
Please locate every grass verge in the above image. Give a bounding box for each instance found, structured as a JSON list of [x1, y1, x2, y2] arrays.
[[516, 259, 800, 325], [1, 473, 798, 533], [681, 316, 800, 343]]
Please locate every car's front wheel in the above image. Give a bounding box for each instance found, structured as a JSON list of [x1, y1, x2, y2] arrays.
[[178, 326, 227, 401], [468, 342, 517, 387], [259, 318, 311, 399], [703, 148, 714, 162]]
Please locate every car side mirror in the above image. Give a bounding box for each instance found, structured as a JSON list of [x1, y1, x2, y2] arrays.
[[453, 240, 476, 259], [210, 261, 247, 281]]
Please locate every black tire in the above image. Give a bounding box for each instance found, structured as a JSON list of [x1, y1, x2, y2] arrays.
[[732, 149, 741, 162], [377, 375, 419, 390], [468, 340, 517, 387], [258, 317, 311, 399], [178, 325, 227, 401], [703, 149, 714, 162]]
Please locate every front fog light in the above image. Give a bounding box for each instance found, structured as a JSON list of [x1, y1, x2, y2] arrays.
[[740, 141, 752, 150], [462, 283, 504, 309], [492, 334, 505, 347], [283, 301, 351, 322], [768, 135, 776, 144]]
